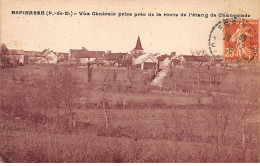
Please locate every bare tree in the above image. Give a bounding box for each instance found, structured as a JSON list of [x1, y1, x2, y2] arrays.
[[191, 49, 207, 56], [87, 62, 92, 82], [190, 49, 209, 85], [202, 99, 231, 161], [99, 70, 112, 135], [232, 94, 258, 161]]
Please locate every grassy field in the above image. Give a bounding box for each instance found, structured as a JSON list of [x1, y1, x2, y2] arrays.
[[0, 64, 259, 162], [0, 107, 258, 162]]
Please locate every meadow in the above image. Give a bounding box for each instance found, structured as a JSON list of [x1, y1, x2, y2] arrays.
[[0, 64, 259, 162]]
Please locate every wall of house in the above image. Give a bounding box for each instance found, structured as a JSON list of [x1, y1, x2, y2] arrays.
[[36, 58, 48, 64], [28, 57, 41, 64], [159, 61, 164, 70], [46, 52, 58, 64], [12, 55, 24, 64], [16, 55, 24, 64], [36, 52, 58, 64], [79, 58, 96, 63], [4, 54, 25, 65], [141, 62, 157, 70]]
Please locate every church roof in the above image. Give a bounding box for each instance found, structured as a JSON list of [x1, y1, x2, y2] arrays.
[[134, 36, 143, 50]]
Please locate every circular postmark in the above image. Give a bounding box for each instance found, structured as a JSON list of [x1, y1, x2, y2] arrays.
[[209, 20, 224, 60], [209, 19, 259, 62]]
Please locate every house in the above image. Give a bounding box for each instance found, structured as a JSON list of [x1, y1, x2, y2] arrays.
[[133, 53, 159, 71], [157, 54, 170, 70], [69, 48, 106, 64], [103, 52, 128, 66], [24, 51, 42, 64], [55, 52, 69, 63], [36, 49, 58, 64], [5, 49, 25, 65], [24, 49, 58, 64], [141, 55, 159, 71], [171, 54, 213, 68]]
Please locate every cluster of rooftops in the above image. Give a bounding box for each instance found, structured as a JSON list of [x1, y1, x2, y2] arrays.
[[3, 36, 217, 66]]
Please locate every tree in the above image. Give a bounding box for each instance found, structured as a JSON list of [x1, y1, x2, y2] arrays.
[[87, 62, 92, 82], [99, 71, 112, 135], [0, 43, 8, 54], [190, 49, 209, 85], [232, 91, 258, 161], [43, 66, 81, 112], [0, 43, 10, 67], [191, 49, 207, 56]]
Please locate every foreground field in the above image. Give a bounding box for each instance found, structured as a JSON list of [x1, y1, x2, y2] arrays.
[[0, 64, 259, 162], [0, 108, 259, 163]]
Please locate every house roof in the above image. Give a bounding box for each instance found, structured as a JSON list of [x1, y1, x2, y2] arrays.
[[87, 51, 106, 58], [42, 49, 53, 57], [24, 51, 42, 57], [55, 52, 69, 59], [121, 58, 133, 66], [105, 53, 127, 60], [132, 53, 150, 65], [24, 49, 50, 57], [70, 49, 105, 58], [70, 49, 85, 57], [134, 36, 143, 50], [142, 55, 159, 64], [182, 55, 211, 62], [157, 54, 169, 61], [6, 49, 24, 55]]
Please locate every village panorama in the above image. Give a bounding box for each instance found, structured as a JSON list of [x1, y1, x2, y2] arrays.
[[0, 36, 260, 163]]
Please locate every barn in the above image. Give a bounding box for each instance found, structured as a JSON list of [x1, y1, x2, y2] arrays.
[[69, 48, 105, 64], [5, 49, 25, 65], [141, 55, 159, 71]]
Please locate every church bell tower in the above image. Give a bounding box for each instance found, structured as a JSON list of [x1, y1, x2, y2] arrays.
[[131, 36, 144, 56]]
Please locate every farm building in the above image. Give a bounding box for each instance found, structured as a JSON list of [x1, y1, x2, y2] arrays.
[[171, 54, 213, 68], [5, 49, 25, 65], [26, 49, 58, 64], [24, 51, 43, 64], [69, 48, 105, 64], [157, 54, 170, 70], [24, 49, 58, 64], [133, 53, 159, 71], [102, 52, 128, 66], [36, 49, 58, 64], [55, 52, 69, 63]]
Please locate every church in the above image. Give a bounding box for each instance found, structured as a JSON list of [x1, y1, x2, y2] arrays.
[[131, 36, 144, 57]]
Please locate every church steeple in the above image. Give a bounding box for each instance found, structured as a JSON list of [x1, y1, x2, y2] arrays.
[[135, 36, 143, 50], [131, 36, 144, 56]]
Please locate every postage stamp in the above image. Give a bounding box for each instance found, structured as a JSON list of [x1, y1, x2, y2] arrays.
[[209, 19, 259, 62], [224, 19, 259, 62]]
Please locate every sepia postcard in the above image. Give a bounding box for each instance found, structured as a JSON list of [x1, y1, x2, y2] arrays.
[[0, 0, 259, 163]]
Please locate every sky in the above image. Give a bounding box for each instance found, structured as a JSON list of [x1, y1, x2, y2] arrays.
[[0, 0, 259, 55]]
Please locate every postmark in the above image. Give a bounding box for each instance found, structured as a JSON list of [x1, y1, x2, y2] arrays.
[[209, 20, 224, 60], [209, 19, 259, 62]]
